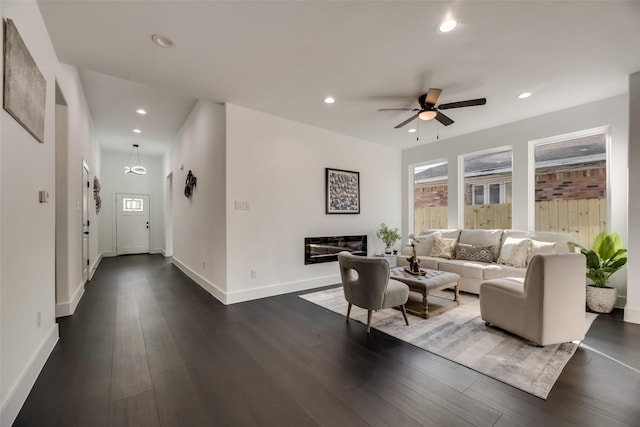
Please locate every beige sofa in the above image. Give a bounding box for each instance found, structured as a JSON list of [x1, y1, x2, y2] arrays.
[[396, 229, 574, 294]]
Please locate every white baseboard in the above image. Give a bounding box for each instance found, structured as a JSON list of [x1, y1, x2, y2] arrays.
[[1, 324, 59, 427], [55, 281, 85, 317], [225, 275, 341, 304], [624, 305, 640, 324], [172, 257, 226, 304], [616, 295, 627, 309], [89, 253, 103, 280], [100, 251, 116, 258], [150, 248, 165, 256]]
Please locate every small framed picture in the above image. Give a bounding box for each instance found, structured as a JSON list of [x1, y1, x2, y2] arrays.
[[326, 168, 360, 214]]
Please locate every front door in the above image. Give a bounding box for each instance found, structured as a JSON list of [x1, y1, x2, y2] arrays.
[[116, 193, 150, 255]]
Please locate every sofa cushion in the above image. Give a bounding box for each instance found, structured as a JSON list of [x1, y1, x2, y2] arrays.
[[438, 259, 486, 280], [421, 229, 461, 240], [416, 256, 439, 270], [430, 236, 457, 259], [529, 232, 573, 253], [458, 229, 503, 261], [498, 237, 532, 268], [455, 243, 496, 263], [483, 263, 527, 280], [528, 239, 556, 263]]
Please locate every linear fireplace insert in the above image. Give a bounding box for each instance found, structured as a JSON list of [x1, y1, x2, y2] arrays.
[[304, 235, 367, 265]]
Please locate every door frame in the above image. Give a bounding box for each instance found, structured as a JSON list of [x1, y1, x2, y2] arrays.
[[82, 160, 90, 283]]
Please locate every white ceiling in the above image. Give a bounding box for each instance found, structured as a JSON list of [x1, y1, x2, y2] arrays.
[[37, 1, 640, 155]]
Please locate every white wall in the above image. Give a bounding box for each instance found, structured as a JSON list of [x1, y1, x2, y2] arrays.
[[1, 2, 59, 424], [98, 150, 163, 256], [54, 63, 99, 317], [626, 72, 640, 324], [401, 95, 629, 305], [225, 104, 402, 303], [166, 100, 227, 299]]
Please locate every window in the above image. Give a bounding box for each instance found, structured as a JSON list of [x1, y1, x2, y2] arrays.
[[123, 198, 144, 212], [412, 160, 448, 233], [532, 129, 607, 248], [462, 148, 513, 229]]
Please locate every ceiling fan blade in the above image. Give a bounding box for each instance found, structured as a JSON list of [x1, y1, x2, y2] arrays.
[[425, 88, 443, 106], [438, 98, 487, 110], [394, 113, 419, 129], [435, 111, 454, 126], [378, 108, 419, 112]]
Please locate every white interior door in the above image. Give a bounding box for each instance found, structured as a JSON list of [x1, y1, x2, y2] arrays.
[[82, 162, 90, 282], [116, 193, 150, 255]]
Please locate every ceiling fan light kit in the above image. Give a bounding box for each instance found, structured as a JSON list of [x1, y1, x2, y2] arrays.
[[378, 87, 487, 129], [418, 110, 437, 120]]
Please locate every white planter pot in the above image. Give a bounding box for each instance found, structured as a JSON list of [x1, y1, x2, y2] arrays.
[[586, 285, 617, 313]]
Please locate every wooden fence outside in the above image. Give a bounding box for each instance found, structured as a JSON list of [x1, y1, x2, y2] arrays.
[[414, 198, 606, 249]]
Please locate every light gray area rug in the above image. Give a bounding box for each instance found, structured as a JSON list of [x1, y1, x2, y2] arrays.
[[300, 287, 597, 399]]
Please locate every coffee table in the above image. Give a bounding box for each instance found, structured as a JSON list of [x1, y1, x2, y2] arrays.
[[389, 267, 460, 319]]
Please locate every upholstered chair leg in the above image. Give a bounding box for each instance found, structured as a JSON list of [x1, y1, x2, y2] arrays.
[[366, 310, 372, 334], [346, 303, 352, 320], [400, 305, 409, 326]]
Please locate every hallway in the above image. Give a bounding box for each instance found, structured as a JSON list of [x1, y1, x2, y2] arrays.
[[14, 255, 640, 426]]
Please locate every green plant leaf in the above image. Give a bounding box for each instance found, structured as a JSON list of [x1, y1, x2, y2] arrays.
[[597, 235, 616, 261], [585, 251, 601, 269]]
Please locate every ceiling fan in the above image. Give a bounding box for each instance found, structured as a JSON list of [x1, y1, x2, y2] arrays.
[[379, 88, 486, 128]]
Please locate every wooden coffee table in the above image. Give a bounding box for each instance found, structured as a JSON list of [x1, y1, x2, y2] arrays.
[[389, 267, 460, 319]]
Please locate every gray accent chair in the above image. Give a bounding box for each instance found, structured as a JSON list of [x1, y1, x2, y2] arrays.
[[479, 253, 587, 346], [338, 252, 410, 334]]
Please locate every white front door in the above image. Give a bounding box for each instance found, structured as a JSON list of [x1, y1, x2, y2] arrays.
[[82, 162, 90, 282], [116, 193, 150, 255]]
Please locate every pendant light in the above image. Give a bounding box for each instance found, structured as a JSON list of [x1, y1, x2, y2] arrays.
[[124, 144, 147, 175]]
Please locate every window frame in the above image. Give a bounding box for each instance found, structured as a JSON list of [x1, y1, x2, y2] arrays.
[[527, 126, 610, 231]]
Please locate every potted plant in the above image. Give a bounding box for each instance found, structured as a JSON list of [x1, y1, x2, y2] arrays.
[[575, 231, 627, 313], [377, 223, 401, 254]]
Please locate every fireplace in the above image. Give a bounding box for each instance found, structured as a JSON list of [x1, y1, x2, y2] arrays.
[[304, 235, 367, 265]]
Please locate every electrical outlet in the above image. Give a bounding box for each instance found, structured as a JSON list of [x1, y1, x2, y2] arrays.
[[250, 269, 257, 279], [202, 261, 206, 270], [36, 311, 41, 328]]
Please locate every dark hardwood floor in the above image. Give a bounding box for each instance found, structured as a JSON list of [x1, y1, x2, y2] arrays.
[[14, 254, 640, 426]]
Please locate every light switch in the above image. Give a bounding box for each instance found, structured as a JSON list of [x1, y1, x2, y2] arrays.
[[234, 200, 250, 211], [38, 190, 49, 203]]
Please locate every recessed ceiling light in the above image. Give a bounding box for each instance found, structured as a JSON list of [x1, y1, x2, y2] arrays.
[[133, 129, 142, 133], [517, 92, 532, 99], [580, 148, 588, 152], [408, 128, 417, 133], [439, 19, 458, 33], [136, 108, 147, 115], [151, 34, 176, 48], [324, 96, 335, 104]]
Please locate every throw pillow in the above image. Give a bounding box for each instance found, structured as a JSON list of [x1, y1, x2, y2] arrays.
[[498, 237, 532, 268], [528, 239, 556, 262], [455, 243, 496, 263], [414, 232, 441, 256], [429, 236, 457, 259]]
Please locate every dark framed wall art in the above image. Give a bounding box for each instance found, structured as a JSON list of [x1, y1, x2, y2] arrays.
[[326, 168, 360, 214], [3, 18, 46, 144]]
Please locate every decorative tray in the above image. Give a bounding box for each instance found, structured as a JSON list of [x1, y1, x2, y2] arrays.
[[404, 267, 427, 276]]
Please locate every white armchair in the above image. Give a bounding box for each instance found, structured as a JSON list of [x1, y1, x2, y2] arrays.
[[479, 253, 586, 346]]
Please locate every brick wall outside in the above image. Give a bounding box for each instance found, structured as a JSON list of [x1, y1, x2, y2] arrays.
[[414, 165, 606, 207], [414, 182, 448, 208], [535, 167, 605, 201]]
